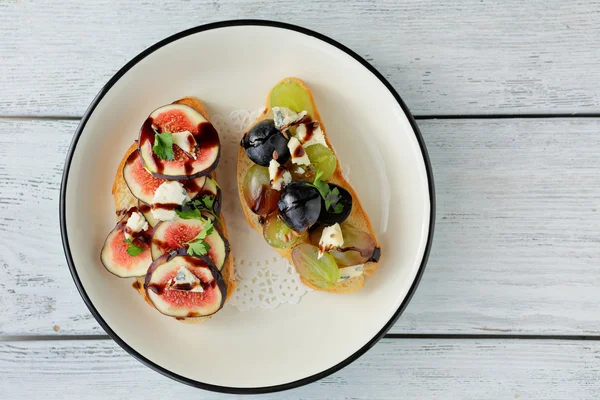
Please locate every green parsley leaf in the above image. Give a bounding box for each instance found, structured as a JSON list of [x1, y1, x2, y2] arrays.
[[201, 195, 215, 210], [324, 187, 340, 211], [312, 170, 329, 199], [175, 207, 203, 220], [313, 169, 323, 182], [152, 130, 175, 160], [187, 240, 211, 256], [200, 218, 215, 237], [124, 238, 145, 257], [312, 170, 344, 213], [183, 218, 214, 256], [176, 197, 223, 226]]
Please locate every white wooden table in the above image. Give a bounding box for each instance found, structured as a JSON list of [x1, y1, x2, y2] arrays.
[[2, 1, 600, 398]]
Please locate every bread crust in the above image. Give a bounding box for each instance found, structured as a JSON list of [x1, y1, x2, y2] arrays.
[[236, 78, 381, 294], [112, 97, 235, 323]]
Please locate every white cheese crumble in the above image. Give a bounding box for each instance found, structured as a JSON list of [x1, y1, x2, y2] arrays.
[[124, 211, 148, 240], [151, 181, 190, 221], [166, 266, 204, 292], [294, 166, 306, 175], [296, 123, 328, 148], [272, 107, 307, 129], [287, 136, 310, 165], [318, 223, 344, 259], [268, 159, 292, 191], [337, 264, 364, 282], [171, 130, 197, 159]]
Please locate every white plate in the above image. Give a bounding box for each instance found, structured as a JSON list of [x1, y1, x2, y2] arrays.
[[60, 20, 435, 394]]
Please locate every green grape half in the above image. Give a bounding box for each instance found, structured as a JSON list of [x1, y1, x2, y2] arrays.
[[263, 213, 299, 249], [242, 165, 279, 216], [270, 79, 315, 118], [305, 144, 337, 180], [291, 244, 340, 289], [309, 223, 376, 267]]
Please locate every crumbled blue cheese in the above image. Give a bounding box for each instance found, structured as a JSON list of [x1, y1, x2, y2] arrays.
[[287, 137, 310, 165], [166, 266, 204, 292], [296, 123, 328, 148], [124, 211, 148, 240], [272, 107, 307, 129], [171, 130, 196, 159], [268, 159, 292, 191], [151, 181, 190, 221], [337, 264, 364, 282], [318, 223, 344, 259]]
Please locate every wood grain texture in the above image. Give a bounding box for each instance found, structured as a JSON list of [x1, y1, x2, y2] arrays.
[[1, 0, 599, 117], [1, 338, 599, 399], [400, 117, 600, 335], [0, 119, 100, 334], [1, 117, 599, 336]]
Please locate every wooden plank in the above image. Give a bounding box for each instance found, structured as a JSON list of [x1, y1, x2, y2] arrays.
[[0, 119, 101, 334], [0, 338, 599, 398], [398, 117, 600, 335], [1, 0, 599, 117], [1, 117, 599, 335]]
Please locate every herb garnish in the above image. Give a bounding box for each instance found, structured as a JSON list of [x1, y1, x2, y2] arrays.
[[183, 218, 214, 256], [124, 238, 145, 257], [175, 195, 222, 225], [312, 170, 343, 214], [152, 128, 175, 161]]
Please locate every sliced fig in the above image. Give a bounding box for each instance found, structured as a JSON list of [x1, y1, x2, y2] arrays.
[[145, 250, 226, 318], [100, 212, 152, 278], [138, 201, 159, 228], [200, 176, 219, 197], [138, 104, 220, 179], [151, 218, 229, 270], [190, 177, 222, 215], [123, 150, 207, 204]]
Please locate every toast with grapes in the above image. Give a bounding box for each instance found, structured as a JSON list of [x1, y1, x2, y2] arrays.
[[101, 97, 235, 323], [237, 78, 381, 293]]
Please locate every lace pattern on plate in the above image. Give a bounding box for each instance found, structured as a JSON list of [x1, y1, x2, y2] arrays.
[[211, 109, 311, 311]]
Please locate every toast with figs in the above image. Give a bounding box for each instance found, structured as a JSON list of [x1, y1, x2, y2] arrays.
[[101, 97, 234, 323]]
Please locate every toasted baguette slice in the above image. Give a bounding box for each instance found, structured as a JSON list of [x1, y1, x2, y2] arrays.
[[113, 97, 235, 323], [112, 142, 139, 216], [236, 78, 381, 294]]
